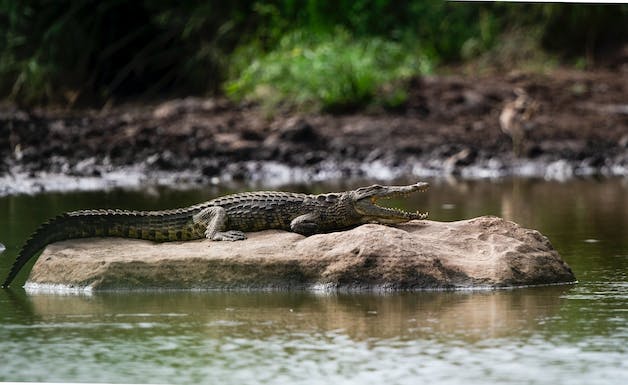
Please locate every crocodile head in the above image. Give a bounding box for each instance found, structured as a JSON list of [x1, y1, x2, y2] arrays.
[[351, 182, 429, 223]]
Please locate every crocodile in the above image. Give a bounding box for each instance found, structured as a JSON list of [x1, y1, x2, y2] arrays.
[[2, 182, 429, 287]]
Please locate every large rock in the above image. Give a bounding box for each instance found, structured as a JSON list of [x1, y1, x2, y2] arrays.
[[26, 216, 576, 291]]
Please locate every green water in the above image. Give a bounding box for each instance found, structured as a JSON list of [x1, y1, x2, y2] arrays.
[[1, 178, 627, 384]]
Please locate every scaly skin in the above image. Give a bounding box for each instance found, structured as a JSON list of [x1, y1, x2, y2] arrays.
[[2, 182, 429, 287]]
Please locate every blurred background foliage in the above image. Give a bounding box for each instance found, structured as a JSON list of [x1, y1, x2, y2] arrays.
[[0, 0, 626, 108]]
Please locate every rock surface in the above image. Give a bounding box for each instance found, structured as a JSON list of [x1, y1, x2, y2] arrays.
[[26, 216, 576, 291]]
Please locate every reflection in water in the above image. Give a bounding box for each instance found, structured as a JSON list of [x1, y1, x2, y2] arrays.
[[2, 285, 625, 385], [20, 288, 571, 341]]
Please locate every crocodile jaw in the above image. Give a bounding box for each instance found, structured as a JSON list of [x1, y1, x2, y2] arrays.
[[353, 182, 429, 223]]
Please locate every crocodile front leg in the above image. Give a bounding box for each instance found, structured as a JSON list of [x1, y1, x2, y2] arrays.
[[290, 213, 320, 236], [193, 206, 247, 241]]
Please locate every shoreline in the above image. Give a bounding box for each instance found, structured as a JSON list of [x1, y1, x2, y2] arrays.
[[2, 69, 626, 196], [2, 156, 626, 197]]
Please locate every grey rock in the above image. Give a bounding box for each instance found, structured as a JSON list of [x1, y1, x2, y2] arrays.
[[26, 216, 576, 291]]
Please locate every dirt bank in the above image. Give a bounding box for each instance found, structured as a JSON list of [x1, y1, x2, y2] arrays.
[[1, 68, 626, 195]]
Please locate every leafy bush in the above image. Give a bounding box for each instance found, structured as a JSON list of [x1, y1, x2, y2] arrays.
[[226, 29, 432, 111]]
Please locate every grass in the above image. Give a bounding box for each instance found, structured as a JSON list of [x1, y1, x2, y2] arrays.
[[225, 29, 433, 112]]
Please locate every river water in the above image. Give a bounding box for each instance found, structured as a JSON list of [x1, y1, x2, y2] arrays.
[[0, 178, 626, 384]]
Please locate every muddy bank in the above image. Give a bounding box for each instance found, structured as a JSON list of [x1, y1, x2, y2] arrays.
[[1, 69, 626, 195]]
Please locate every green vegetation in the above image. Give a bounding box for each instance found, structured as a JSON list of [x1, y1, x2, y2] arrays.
[[0, 1, 253, 105], [226, 29, 432, 111], [0, 1, 626, 109]]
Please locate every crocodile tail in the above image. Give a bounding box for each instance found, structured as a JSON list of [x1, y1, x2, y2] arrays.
[[3, 214, 76, 288], [2, 209, 198, 287]]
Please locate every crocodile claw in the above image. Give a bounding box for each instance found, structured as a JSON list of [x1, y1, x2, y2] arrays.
[[211, 230, 247, 241]]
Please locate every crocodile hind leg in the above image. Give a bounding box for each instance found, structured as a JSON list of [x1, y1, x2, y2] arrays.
[[192, 206, 247, 241]]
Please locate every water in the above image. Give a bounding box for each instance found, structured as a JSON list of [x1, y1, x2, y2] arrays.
[[1, 178, 627, 384]]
